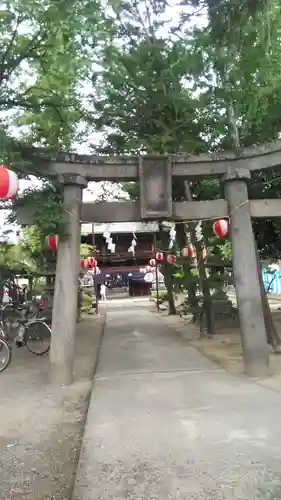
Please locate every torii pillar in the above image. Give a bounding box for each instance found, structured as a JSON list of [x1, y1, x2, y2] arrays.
[[223, 168, 269, 377], [50, 174, 87, 386]]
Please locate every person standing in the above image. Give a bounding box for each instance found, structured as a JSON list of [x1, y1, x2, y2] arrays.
[[100, 283, 107, 301]]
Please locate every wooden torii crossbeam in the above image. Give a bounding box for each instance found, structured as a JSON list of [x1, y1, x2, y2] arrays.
[[17, 199, 281, 225], [37, 138, 281, 179], [18, 140, 281, 224], [17, 141, 281, 385]]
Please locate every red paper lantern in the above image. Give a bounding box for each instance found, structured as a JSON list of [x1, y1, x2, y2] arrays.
[[149, 258, 156, 267], [156, 251, 164, 262], [0, 165, 19, 200], [166, 254, 176, 265], [80, 258, 88, 269], [181, 247, 193, 258], [213, 219, 229, 238], [87, 256, 97, 268], [46, 234, 58, 251], [80, 256, 97, 269]]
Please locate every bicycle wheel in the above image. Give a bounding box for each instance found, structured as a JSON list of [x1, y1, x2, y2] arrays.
[[0, 338, 12, 372], [24, 320, 51, 356]]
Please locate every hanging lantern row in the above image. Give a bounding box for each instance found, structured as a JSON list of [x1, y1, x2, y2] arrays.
[[166, 254, 176, 265], [181, 246, 193, 258], [149, 253, 177, 266], [213, 219, 230, 238], [0, 165, 19, 200], [43, 218, 231, 269], [156, 251, 164, 262], [46, 234, 58, 251]]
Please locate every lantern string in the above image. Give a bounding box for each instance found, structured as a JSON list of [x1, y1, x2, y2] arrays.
[[167, 200, 248, 226], [61, 201, 248, 261], [64, 200, 248, 226]]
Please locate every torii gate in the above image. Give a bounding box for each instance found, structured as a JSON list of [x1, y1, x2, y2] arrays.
[[18, 141, 281, 384]]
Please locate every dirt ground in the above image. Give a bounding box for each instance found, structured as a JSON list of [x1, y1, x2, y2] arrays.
[[154, 302, 281, 392], [0, 312, 105, 500]]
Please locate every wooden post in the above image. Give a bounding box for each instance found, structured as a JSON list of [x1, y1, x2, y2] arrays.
[[223, 168, 269, 377], [50, 175, 87, 386]]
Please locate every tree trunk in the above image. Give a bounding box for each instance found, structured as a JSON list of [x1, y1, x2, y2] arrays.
[[184, 181, 215, 334], [176, 223, 198, 306], [165, 266, 177, 315], [27, 276, 34, 300]]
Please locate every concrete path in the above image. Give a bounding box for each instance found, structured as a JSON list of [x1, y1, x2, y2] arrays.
[[73, 300, 281, 499]]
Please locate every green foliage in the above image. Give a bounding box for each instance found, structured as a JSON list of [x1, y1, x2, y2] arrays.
[[0, 225, 95, 276], [0, 0, 111, 235], [151, 290, 168, 303], [1, 0, 281, 261], [94, 2, 207, 155], [219, 240, 232, 262], [82, 292, 92, 308], [0, 0, 107, 151], [121, 182, 140, 201], [80, 243, 95, 258], [21, 226, 42, 253], [94, 0, 281, 155], [93, 0, 281, 259], [10, 184, 66, 239], [0, 226, 43, 273], [0, 243, 25, 272]]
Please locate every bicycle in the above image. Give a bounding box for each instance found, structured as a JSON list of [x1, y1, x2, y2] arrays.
[[1, 299, 40, 327], [0, 336, 12, 372], [0, 303, 52, 356]]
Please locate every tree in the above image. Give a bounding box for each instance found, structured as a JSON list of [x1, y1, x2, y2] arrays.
[[93, 0, 207, 155], [0, 0, 106, 150], [182, 0, 281, 258], [90, 0, 209, 314], [0, 227, 42, 273], [1, 0, 110, 237], [86, 0, 281, 327], [93, 0, 281, 255], [3, 0, 281, 294]]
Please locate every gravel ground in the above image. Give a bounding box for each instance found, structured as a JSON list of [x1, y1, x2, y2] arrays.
[[156, 307, 281, 389], [0, 313, 105, 500]]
